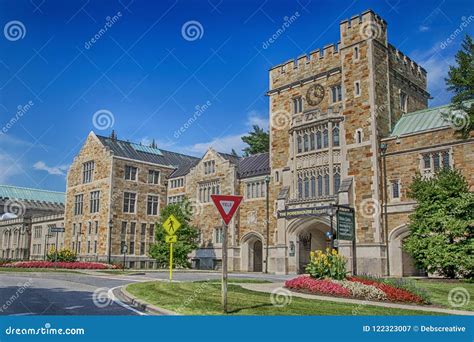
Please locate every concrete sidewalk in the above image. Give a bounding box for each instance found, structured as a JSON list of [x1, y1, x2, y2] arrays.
[[240, 282, 474, 316]]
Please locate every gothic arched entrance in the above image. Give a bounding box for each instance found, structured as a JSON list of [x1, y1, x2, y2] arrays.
[[240, 232, 264, 272], [253, 240, 263, 272]]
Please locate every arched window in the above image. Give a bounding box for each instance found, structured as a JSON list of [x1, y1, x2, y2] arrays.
[[310, 176, 316, 197], [316, 131, 322, 149], [297, 136, 302, 153], [317, 175, 323, 197], [310, 133, 315, 150], [298, 178, 303, 199], [324, 173, 330, 195], [323, 127, 329, 148], [332, 124, 340, 147], [304, 177, 310, 198], [334, 172, 341, 193], [303, 134, 309, 152]]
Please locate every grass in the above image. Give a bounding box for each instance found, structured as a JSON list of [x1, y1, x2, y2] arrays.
[[414, 279, 474, 311], [193, 279, 272, 284], [126, 281, 441, 315]]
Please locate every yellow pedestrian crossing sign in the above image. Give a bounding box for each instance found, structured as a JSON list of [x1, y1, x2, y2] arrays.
[[165, 235, 177, 243], [163, 214, 181, 235]]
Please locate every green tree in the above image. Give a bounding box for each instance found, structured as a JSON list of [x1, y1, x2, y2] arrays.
[[445, 35, 474, 137], [149, 199, 199, 268], [404, 169, 474, 279], [241, 125, 269, 156]]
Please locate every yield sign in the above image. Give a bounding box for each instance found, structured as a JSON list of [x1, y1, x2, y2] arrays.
[[211, 195, 243, 225]]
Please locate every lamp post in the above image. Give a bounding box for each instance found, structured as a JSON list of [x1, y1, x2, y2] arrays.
[[329, 206, 336, 251], [121, 242, 128, 271], [380, 142, 390, 276], [264, 175, 270, 273], [108, 219, 113, 264], [43, 233, 53, 260]]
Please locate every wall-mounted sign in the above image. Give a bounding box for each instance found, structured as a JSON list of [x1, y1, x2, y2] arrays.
[[337, 206, 355, 241]]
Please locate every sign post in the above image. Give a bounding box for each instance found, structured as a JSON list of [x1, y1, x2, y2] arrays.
[[211, 195, 243, 314], [336, 206, 356, 275], [163, 214, 181, 282], [49, 226, 65, 270]]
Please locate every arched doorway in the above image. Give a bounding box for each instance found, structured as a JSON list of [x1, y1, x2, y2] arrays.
[[253, 240, 263, 272], [389, 225, 425, 277], [288, 217, 332, 274], [240, 232, 264, 272]]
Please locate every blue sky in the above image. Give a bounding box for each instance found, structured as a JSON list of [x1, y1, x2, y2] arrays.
[[0, 0, 473, 192]]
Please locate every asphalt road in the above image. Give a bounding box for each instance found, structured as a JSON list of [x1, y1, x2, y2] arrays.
[[0, 271, 292, 316]]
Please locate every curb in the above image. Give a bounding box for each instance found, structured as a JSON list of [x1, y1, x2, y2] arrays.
[[119, 286, 181, 316]]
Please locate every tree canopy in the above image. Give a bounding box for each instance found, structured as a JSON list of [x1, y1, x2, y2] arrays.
[[241, 125, 269, 156]]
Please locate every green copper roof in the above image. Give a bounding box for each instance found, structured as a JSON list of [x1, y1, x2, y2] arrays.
[[0, 185, 65, 204], [390, 100, 473, 137]]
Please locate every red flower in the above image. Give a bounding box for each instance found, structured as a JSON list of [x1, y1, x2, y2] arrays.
[[348, 277, 424, 304], [285, 276, 350, 297], [3, 261, 116, 270]]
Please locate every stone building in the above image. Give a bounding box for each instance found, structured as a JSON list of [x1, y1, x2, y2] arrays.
[[267, 9, 473, 276], [0, 185, 65, 260], [63, 131, 198, 267]]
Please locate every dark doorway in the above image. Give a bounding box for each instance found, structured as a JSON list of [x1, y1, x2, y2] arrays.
[[253, 240, 263, 272], [298, 232, 312, 273]]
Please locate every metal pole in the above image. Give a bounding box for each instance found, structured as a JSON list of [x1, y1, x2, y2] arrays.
[[43, 234, 47, 260], [123, 251, 126, 271], [330, 208, 334, 251], [169, 242, 173, 282], [108, 222, 112, 264], [265, 179, 270, 273], [221, 220, 228, 314], [55, 231, 59, 270]]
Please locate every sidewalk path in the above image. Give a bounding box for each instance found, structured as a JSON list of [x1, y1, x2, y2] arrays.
[[239, 282, 474, 316]]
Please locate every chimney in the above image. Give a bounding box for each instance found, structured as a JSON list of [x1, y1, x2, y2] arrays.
[[110, 130, 117, 141]]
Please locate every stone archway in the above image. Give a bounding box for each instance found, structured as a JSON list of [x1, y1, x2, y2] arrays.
[[240, 232, 264, 272], [388, 225, 424, 277], [287, 217, 332, 274]]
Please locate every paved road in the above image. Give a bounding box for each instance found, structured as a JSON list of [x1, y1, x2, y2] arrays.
[[0, 271, 292, 315]]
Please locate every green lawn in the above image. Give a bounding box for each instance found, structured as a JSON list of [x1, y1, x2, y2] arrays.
[[415, 279, 474, 311], [126, 281, 441, 315], [193, 279, 272, 284]]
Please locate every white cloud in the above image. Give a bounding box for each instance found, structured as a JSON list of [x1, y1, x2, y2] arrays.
[[246, 110, 269, 129], [33, 161, 69, 176], [0, 153, 23, 183], [419, 25, 430, 32], [182, 134, 246, 156]]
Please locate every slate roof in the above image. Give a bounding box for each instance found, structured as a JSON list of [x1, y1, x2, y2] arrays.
[[0, 185, 65, 204], [96, 135, 199, 170], [238, 152, 270, 179], [390, 101, 473, 137]]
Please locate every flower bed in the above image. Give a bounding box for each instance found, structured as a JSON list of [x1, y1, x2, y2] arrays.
[[2, 261, 117, 270], [285, 275, 428, 304]]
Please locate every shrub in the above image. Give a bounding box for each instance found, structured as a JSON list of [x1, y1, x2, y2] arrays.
[[333, 280, 387, 301], [46, 248, 77, 262], [305, 248, 347, 280]]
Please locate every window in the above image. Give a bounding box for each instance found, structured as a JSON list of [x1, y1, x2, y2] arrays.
[[303, 134, 309, 152], [214, 227, 224, 244], [304, 177, 310, 198], [356, 129, 363, 144], [123, 192, 136, 213], [310, 176, 316, 197], [74, 194, 83, 215], [204, 160, 215, 175], [149, 224, 154, 238], [140, 242, 145, 255], [391, 180, 400, 199], [129, 241, 135, 254], [353, 46, 359, 60], [125, 165, 138, 181], [421, 150, 450, 174], [148, 170, 160, 184], [94, 241, 97, 254], [95, 221, 99, 234], [130, 222, 136, 235], [246, 180, 267, 199], [400, 91, 408, 113], [442, 151, 450, 169], [331, 85, 342, 103], [34, 226, 42, 239], [334, 172, 341, 193], [141, 223, 146, 235], [323, 127, 329, 148], [90, 190, 100, 213], [316, 131, 322, 149], [433, 152, 440, 171], [324, 174, 330, 195], [198, 181, 220, 203], [87, 241, 91, 254], [354, 81, 361, 96], [121, 221, 127, 235], [88, 221, 92, 235], [293, 96, 303, 113], [168, 195, 184, 204], [310, 133, 315, 150], [147, 195, 159, 215], [317, 175, 323, 197], [73, 223, 76, 235], [170, 178, 184, 188], [423, 154, 431, 169], [82, 161, 94, 183], [332, 123, 340, 147], [297, 136, 302, 153]]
